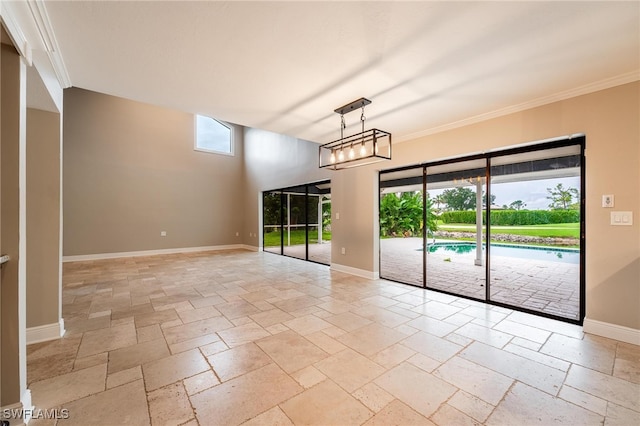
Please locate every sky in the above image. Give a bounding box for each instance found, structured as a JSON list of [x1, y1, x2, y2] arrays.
[[427, 176, 581, 210], [196, 115, 231, 152]]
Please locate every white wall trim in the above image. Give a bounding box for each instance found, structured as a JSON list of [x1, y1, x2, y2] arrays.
[[26, 0, 71, 87], [22, 389, 32, 424], [331, 263, 379, 280], [26, 318, 65, 345], [62, 245, 250, 263], [240, 244, 259, 252], [583, 318, 640, 346], [0, 1, 33, 65], [397, 70, 640, 143]]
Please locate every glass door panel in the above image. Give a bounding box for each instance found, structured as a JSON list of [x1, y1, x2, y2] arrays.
[[263, 191, 282, 254], [426, 159, 486, 299], [489, 145, 582, 320], [308, 182, 331, 265], [379, 167, 425, 287], [282, 188, 307, 260]]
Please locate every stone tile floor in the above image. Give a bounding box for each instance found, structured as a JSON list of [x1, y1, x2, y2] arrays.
[[23, 250, 638, 425]]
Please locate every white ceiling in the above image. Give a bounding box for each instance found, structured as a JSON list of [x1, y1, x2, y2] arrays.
[[44, 1, 639, 144]]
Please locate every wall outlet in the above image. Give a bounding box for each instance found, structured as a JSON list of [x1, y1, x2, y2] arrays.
[[602, 194, 614, 208], [160, 231, 167, 237], [235, 232, 239, 236], [341, 247, 346, 255]]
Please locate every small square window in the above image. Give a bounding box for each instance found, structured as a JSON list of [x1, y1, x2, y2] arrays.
[[195, 115, 233, 155]]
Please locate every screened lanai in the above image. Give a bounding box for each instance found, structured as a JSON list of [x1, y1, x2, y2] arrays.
[[263, 180, 332, 266]]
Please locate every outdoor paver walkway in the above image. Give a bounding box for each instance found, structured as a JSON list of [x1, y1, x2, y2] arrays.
[[380, 238, 580, 321]]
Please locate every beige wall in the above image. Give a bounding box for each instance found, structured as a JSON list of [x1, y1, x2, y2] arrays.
[[26, 108, 61, 328], [1, 40, 26, 406], [242, 127, 331, 246], [330, 81, 639, 329], [63, 88, 245, 256]]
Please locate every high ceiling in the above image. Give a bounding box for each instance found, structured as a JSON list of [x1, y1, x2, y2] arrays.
[[44, 1, 639, 144]]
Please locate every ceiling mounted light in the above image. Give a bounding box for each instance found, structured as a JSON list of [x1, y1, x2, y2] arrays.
[[319, 98, 391, 170]]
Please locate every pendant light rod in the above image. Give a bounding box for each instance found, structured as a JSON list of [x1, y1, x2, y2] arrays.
[[334, 97, 371, 115]]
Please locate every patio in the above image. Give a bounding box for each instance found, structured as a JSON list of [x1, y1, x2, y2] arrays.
[[380, 238, 580, 321]]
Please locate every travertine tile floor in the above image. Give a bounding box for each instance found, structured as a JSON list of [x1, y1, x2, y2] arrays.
[[26, 250, 639, 425]]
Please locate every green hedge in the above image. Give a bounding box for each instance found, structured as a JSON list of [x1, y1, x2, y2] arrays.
[[440, 209, 579, 225]]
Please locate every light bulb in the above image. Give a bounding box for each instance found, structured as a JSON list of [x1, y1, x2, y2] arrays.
[[359, 144, 367, 157], [338, 149, 345, 162], [348, 146, 355, 160], [330, 151, 336, 164]]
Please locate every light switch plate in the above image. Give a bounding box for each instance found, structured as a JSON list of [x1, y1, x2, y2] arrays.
[[602, 194, 614, 208], [611, 211, 633, 226]]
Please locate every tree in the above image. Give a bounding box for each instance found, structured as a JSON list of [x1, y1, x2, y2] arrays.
[[263, 193, 282, 228], [482, 193, 496, 208], [547, 183, 579, 210], [441, 187, 476, 211], [509, 200, 526, 210], [433, 194, 445, 211]]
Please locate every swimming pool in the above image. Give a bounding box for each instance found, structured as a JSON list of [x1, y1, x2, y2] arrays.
[[425, 242, 580, 264]]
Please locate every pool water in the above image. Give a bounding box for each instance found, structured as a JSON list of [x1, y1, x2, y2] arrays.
[[426, 242, 580, 264]]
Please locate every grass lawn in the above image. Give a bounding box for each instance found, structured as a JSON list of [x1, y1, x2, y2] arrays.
[[437, 222, 580, 238], [264, 229, 332, 247]]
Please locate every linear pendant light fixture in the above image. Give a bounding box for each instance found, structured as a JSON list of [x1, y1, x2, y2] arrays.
[[319, 98, 392, 170]]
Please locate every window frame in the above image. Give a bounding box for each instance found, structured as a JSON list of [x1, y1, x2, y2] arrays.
[[194, 114, 234, 156]]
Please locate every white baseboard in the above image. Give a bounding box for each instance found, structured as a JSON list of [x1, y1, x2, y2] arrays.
[[241, 244, 259, 252], [331, 263, 379, 280], [583, 318, 640, 345], [62, 244, 250, 262], [26, 319, 65, 345], [1, 390, 31, 425], [22, 389, 32, 424]]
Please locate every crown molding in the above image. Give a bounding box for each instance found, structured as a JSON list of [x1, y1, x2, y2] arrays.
[[397, 70, 640, 143], [0, 1, 33, 65], [27, 0, 71, 88]]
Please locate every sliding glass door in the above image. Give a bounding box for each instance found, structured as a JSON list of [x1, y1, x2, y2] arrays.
[[379, 168, 425, 287], [426, 159, 487, 300], [263, 180, 331, 266], [282, 187, 307, 260], [263, 191, 283, 255], [489, 145, 582, 321], [379, 138, 585, 323]]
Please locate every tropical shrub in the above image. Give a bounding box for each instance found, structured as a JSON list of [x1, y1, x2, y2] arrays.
[[380, 192, 437, 237]]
